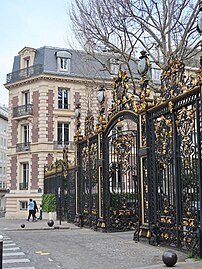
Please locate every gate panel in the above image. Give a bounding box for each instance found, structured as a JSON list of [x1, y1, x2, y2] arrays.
[[148, 88, 202, 256], [104, 118, 140, 232], [78, 135, 99, 228], [67, 168, 76, 223]]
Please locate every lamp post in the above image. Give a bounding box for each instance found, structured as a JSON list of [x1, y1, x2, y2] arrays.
[[58, 187, 61, 225]]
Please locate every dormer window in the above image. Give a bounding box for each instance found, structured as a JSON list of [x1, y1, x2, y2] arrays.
[[60, 58, 68, 71], [56, 51, 71, 73]]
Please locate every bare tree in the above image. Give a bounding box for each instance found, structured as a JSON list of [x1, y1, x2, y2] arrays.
[[69, 0, 200, 74]]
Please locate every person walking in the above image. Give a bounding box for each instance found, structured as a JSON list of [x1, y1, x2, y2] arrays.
[[33, 200, 38, 221], [27, 198, 35, 221]]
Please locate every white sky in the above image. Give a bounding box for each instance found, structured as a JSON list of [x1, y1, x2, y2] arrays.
[[0, 0, 78, 106]]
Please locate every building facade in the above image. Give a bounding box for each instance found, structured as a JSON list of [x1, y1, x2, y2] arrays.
[[5, 46, 178, 219], [0, 104, 8, 212], [5, 46, 114, 219]]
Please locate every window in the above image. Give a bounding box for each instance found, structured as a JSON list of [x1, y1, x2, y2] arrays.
[[22, 124, 29, 145], [57, 122, 69, 147], [60, 58, 68, 70], [152, 68, 161, 81], [20, 162, 29, 190], [20, 201, 28, 211], [23, 90, 30, 105], [56, 51, 71, 73], [58, 88, 69, 109]]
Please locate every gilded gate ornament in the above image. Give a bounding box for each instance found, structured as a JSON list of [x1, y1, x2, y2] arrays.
[[176, 107, 195, 167], [154, 115, 172, 164], [111, 132, 134, 174], [85, 110, 95, 138]]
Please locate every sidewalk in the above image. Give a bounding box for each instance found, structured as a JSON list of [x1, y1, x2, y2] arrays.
[[0, 217, 201, 268], [0, 217, 79, 231]]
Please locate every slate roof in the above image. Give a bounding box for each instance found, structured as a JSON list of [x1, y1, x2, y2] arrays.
[[9, 46, 139, 83]]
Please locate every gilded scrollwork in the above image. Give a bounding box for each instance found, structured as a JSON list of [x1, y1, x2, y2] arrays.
[[111, 133, 134, 174], [154, 115, 172, 164], [81, 147, 89, 171], [176, 106, 195, 167], [85, 110, 95, 138]]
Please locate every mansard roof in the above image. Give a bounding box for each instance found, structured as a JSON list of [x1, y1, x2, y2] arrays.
[[11, 46, 123, 81]]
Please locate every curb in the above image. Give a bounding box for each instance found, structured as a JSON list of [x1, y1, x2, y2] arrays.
[[2, 226, 81, 232]]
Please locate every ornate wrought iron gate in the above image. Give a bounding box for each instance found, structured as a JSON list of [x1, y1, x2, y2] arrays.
[[103, 116, 139, 232], [77, 135, 99, 228], [147, 61, 202, 256], [74, 70, 140, 233], [70, 52, 202, 256]]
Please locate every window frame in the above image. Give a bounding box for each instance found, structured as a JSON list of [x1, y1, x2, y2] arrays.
[[57, 122, 70, 146], [58, 88, 70, 109]]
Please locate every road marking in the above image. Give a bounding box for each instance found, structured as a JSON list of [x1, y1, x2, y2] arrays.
[[2, 235, 35, 268], [35, 251, 50, 255], [3, 243, 16, 246], [3, 236, 10, 239], [3, 258, 30, 263], [3, 247, 20, 251], [5, 266, 36, 269], [3, 252, 25, 256]]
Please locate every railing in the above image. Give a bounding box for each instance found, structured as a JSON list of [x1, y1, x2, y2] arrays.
[[19, 182, 28, 190], [6, 64, 43, 83], [13, 104, 33, 118], [53, 141, 75, 150], [58, 103, 71, 109], [16, 142, 30, 152]]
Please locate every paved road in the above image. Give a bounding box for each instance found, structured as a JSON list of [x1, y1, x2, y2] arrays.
[[0, 218, 201, 269]]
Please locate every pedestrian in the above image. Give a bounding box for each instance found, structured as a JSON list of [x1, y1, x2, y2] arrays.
[[27, 198, 35, 221], [33, 200, 39, 221]]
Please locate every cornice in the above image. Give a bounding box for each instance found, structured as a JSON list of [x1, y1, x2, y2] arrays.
[[5, 74, 113, 90]]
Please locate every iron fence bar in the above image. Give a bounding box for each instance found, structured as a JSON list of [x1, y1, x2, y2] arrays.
[[196, 92, 202, 258], [172, 109, 181, 248]]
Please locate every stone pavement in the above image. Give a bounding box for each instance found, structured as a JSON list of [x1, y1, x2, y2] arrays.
[[0, 217, 78, 231], [0, 217, 201, 268]]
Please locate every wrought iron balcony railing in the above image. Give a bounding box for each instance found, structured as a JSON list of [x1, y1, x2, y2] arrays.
[[13, 104, 33, 118], [54, 141, 75, 150], [6, 64, 44, 83], [19, 182, 28, 190], [16, 142, 30, 152]]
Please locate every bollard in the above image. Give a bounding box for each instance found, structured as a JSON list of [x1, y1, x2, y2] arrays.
[[0, 234, 3, 269]]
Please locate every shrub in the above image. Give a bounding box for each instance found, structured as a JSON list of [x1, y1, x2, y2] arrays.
[[42, 194, 56, 212]]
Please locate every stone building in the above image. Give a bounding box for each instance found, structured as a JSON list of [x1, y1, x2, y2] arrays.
[[0, 104, 8, 212], [4, 46, 113, 219]]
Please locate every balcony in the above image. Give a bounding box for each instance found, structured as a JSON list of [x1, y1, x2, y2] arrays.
[[6, 64, 43, 84], [19, 182, 28, 190], [16, 142, 30, 152], [13, 104, 33, 118], [54, 141, 75, 151]]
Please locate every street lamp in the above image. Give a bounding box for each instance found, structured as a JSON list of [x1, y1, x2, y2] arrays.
[[197, 1, 202, 33], [75, 104, 81, 118], [97, 85, 105, 104]]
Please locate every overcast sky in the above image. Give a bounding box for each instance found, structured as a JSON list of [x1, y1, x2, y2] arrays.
[[0, 0, 78, 106]]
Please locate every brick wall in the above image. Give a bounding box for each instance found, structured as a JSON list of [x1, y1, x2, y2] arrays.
[[11, 96, 18, 146], [46, 90, 54, 142], [32, 91, 39, 143], [46, 153, 53, 166], [10, 156, 17, 190], [31, 154, 39, 190]]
